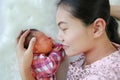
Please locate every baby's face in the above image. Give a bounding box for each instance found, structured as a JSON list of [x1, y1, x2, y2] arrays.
[[32, 31, 54, 54]]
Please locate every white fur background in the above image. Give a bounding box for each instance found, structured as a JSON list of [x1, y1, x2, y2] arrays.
[[0, 0, 119, 80]]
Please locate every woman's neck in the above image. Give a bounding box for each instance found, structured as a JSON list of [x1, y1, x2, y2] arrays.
[[84, 36, 117, 66]]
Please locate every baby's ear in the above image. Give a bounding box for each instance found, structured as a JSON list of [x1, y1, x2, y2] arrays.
[[48, 37, 55, 47], [93, 18, 106, 38]]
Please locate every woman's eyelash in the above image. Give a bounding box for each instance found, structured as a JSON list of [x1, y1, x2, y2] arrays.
[[62, 28, 67, 31]]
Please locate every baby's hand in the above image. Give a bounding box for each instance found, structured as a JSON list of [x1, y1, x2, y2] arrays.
[[53, 44, 63, 52]]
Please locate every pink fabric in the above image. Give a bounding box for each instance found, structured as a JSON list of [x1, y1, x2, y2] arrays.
[[31, 50, 64, 80], [67, 43, 120, 80]]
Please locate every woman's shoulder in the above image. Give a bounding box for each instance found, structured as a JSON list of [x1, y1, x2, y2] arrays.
[[90, 47, 120, 79], [84, 50, 120, 80], [92, 49, 120, 69], [102, 42, 120, 68], [110, 43, 120, 67], [108, 49, 120, 68]]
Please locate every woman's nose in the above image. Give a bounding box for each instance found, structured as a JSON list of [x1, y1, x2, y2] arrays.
[[57, 31, 64, 42]]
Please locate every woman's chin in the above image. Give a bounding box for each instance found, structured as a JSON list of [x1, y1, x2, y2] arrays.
[[65, 49, 81, 57], [65, 50, 74, 57]]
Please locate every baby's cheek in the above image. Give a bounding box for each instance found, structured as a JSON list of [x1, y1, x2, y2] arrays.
[[33, 41, 53, 54], [33, 43, 40, 53]]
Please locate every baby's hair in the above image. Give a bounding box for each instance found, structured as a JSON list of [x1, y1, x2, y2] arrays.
[[22, 29, 39, 49]]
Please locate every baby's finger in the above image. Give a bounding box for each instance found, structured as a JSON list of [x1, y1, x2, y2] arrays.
[[57, 46, 62, 51], [18, 29, 30, 48], [54, 47, 59, 50], [54, 46, 62, 51]]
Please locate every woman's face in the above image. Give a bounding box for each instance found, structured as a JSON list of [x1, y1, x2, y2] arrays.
[[56, 6, 94, 56]]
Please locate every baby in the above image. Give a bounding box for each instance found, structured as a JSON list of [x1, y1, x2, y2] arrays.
[[22, 29, 64, 80]]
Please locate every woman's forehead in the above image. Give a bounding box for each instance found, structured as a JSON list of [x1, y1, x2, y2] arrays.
[[56, 7, 74, 25]]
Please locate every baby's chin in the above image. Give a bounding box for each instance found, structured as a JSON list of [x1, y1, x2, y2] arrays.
[[33, 48, 52, 54]]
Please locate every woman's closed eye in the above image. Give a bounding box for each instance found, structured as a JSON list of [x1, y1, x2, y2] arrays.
[[62, 28, 68, 31]]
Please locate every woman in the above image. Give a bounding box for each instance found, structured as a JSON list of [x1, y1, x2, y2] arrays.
[[56, 0, 120, 79]]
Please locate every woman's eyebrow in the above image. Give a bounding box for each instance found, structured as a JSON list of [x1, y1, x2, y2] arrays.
[[58, 21, 67, 27]]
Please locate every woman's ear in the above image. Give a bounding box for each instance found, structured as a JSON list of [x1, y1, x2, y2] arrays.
[[93, 18, 106, 38]]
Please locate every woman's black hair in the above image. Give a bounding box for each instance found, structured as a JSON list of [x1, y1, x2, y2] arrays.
[[106, 16, 120, 44], [57, 0, 120, 44]]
